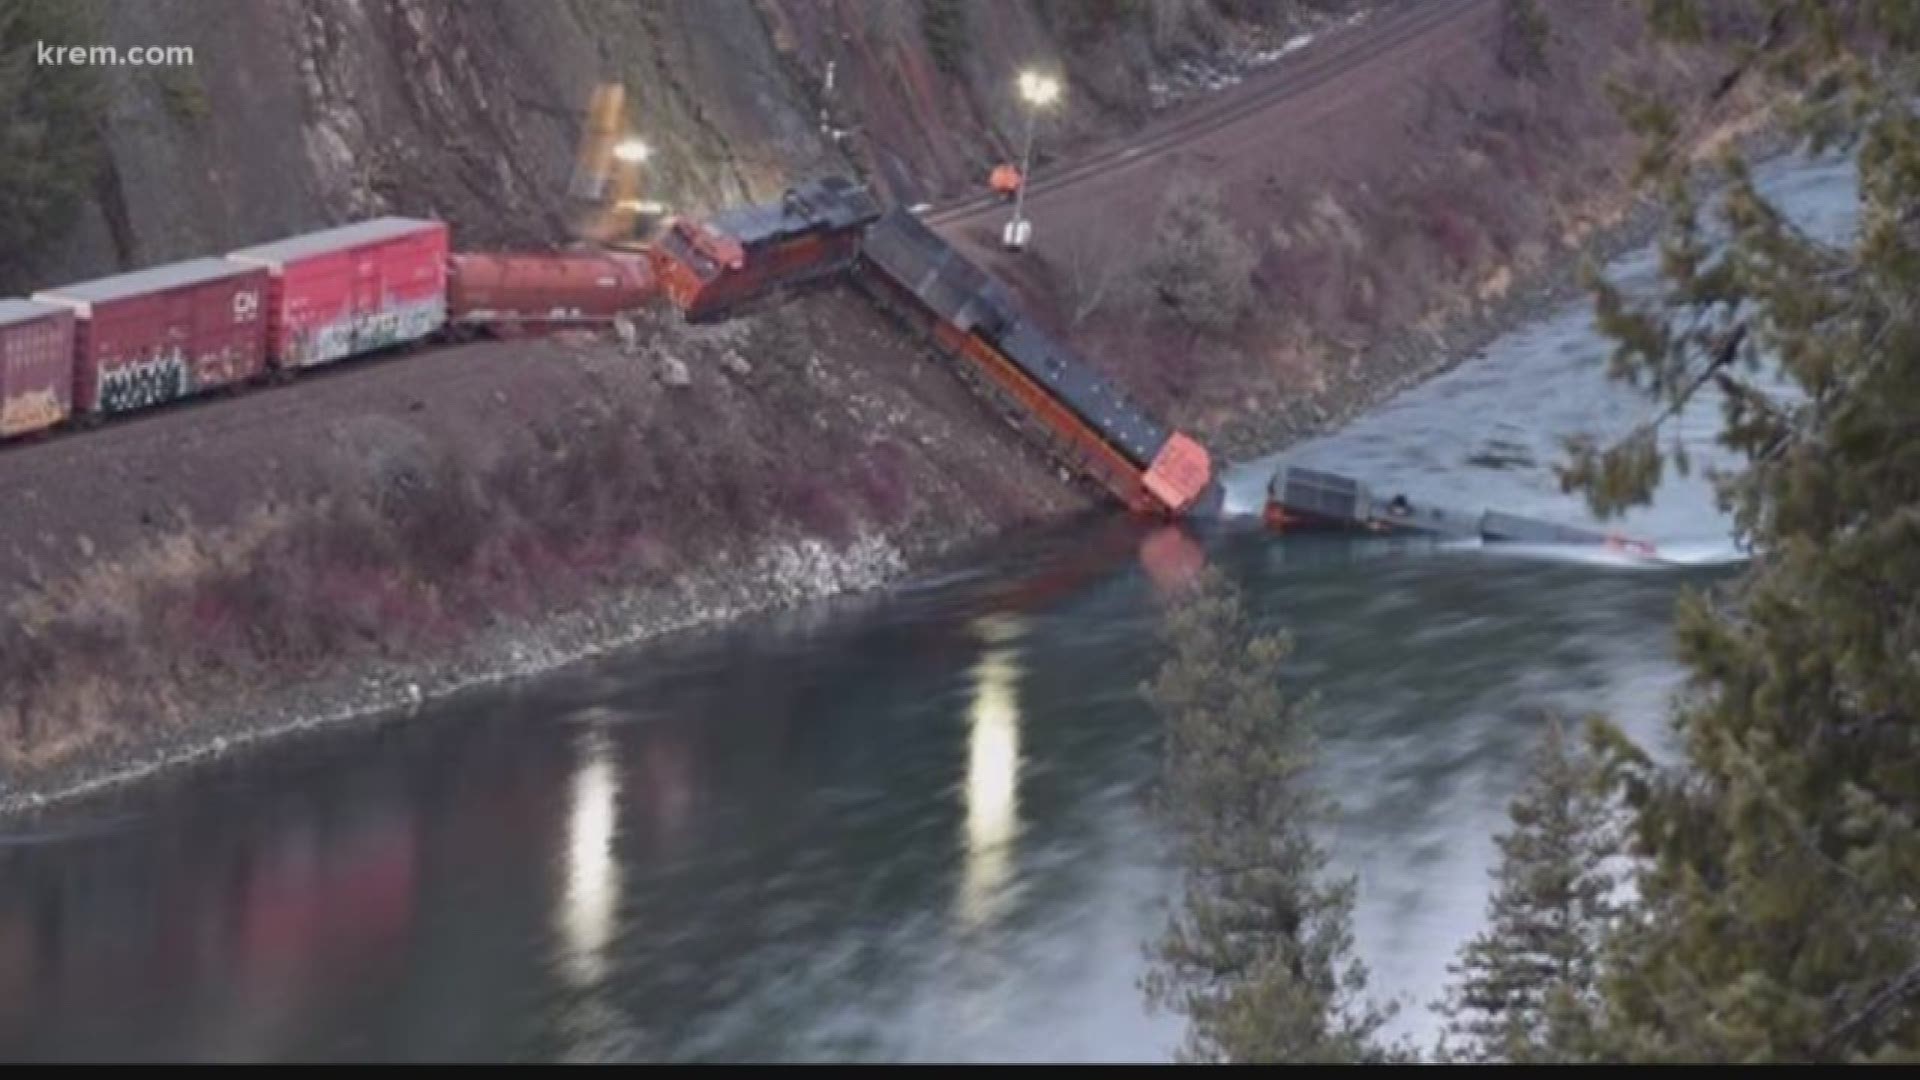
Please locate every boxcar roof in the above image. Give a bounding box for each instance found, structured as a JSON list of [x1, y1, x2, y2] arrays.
[[227, 217, 443, 265], [0, 299, 68, 327], [35, 258, 262, 305]]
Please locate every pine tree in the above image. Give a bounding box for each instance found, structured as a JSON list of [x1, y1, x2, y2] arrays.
[[1559, 0, 1920, 1061], [1139, 567, 1397, 1063], [0, 0, 104, 290], [1434, 716, 1622, 1063]]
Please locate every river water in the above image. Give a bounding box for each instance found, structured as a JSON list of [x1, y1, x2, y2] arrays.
[[0, 153, 1857, 1062]]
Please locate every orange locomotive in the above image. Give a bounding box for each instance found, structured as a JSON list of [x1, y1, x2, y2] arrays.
[[855, 206, 1217, 519], [639, 178, 1218, 519], [647, 176, 881, 323]]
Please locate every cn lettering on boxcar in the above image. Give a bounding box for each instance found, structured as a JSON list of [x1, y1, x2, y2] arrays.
[[227, 218, 450, 370], [34, 259, 271, 416]]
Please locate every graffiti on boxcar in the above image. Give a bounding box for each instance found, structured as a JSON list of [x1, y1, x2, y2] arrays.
[[99, 349, 189, 414], [290, 298, 448, 368], [364, 297, 446, 352], [0, 388, 64, 436], [193, 346, 252, 389], [288, 320, 354, 367]]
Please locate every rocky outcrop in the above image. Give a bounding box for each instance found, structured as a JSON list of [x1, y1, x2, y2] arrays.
[[17, 0, 1337, 285]]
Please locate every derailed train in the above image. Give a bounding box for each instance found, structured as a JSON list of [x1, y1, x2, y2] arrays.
[[0, 177, 888, 425], [636, 176, 1216, 515], [0, 217, 664, 441], [0, 171, 1644, 550], [0, 174, 1218, 519]]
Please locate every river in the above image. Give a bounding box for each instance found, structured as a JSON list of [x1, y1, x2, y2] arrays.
[[0, 152, 1858, 1062]]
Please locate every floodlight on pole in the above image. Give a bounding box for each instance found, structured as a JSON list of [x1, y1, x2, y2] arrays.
[[1017, 71, 1062, 108], [1006, 71, 1063, 252]]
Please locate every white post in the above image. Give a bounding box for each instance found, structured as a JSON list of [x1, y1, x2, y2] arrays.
[[1014, 105, 1036, 227], [1005, 72, 1057, 251], [1005, 106, 1039, 250]]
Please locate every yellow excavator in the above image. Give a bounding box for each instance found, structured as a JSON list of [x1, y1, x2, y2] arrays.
[[564, 82, 666, 251]]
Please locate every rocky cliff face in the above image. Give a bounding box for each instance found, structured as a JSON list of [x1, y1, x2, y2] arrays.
[[15, 0, 1337, 286]]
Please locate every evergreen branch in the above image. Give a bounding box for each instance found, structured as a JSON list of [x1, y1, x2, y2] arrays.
[[1710, 5, 1791, 103], [1610, 321, 1751, 455], [1819, 959, 1920, 1055]]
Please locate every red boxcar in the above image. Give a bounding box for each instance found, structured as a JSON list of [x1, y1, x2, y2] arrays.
[[227, 217, 448, 370], [35, 259, 270, 416], [446, 251, 657, 331], [0, 300, 75, 439]]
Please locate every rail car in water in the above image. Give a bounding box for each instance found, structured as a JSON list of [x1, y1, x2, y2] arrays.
[[1264, 465, 1660, 557]]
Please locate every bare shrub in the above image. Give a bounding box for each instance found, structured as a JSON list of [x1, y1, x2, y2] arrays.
[[1142, 174, 1257, 336], [1497, 0, 1550, 78], [1052, 226, 1146, 328]]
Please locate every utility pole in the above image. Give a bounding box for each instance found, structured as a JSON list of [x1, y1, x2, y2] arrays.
[[1003, 70, 1061, 252]]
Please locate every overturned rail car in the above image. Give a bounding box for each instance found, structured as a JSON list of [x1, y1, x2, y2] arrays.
[[1265, 465, 1659, 556], [856, 208, 1216, 519]]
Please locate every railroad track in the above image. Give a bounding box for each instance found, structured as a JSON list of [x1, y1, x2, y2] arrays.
[[0, 341, 469, 486], [925, 0, 1486, 231]]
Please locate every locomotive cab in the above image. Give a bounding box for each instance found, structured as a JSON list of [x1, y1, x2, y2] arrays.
[[648, 176, 881, 323], [649, 220, 746, 317]]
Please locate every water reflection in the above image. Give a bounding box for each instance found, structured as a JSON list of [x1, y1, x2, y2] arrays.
[[207, 807, 419, 1059], [960, 616, 1027, 929], [559, 729, 622, 989]]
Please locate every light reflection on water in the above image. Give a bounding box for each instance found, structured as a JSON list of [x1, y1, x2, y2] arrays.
[[560, 729, 622, 990], [960, 623, 1025, 932]]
